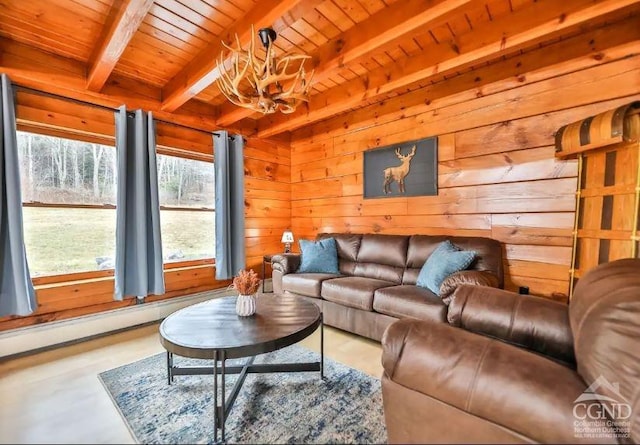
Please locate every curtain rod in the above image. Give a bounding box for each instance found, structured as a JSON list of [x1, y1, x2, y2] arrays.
[[14, 84, 227, 138]]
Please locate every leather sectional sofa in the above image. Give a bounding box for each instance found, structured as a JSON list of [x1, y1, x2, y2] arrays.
[[381, 258, 640, 443], [271, 233, 503, 341]]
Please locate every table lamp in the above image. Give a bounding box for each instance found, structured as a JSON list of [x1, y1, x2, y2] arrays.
[[281, 230, 294, 253]]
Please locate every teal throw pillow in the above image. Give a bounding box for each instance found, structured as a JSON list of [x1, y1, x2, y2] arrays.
[[297, 237, 340, 274], [416, 240, 477, 294]]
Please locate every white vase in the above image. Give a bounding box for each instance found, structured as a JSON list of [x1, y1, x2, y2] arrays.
[[236, 294, 256, 316]]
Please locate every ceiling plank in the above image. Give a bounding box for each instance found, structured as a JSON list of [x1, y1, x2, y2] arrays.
[[256, 0, 640, 138], [86, 0, 155, 91], [291, 16, 640, 143], [216, 0, 474, 126], [160, 0, 322, 113], [312, 0, 474, 86]]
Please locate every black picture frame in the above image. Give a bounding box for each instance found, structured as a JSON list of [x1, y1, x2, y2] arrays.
[[363, 136, 438, 199]]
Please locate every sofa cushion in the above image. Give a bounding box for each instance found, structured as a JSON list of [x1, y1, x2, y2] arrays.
[[282, 273, 341, 298], [357, 234, 409, 267], [297, 238, 339, 274], [353, 262, 405, 284], [373, 285, 447, 323], [350, 234, 408, 283], [322, 276, 395, 311]]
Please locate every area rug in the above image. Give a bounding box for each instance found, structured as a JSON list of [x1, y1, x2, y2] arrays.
[[98, 344, 387, 444]]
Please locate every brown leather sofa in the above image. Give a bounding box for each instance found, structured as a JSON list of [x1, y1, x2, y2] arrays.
[[271, 233, 503, 341], [381, 258, 640, 444]]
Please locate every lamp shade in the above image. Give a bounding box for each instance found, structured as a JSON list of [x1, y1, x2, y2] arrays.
[[281, 230, 294, 243]]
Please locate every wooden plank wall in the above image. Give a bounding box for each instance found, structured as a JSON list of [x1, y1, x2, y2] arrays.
[[244, 137, 292, 274], [0, 264, 228, 331], [288, 35, 640, 301], [15, 90, 215, 161]]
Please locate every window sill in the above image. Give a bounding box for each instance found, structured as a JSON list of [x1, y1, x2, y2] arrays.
[[164, 258, 215, 270], [32, 259, 215, 288]]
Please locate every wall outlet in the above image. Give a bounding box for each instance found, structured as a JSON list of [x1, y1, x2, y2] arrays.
[[518, 286, 529, 295], [136, 296, 145, 304]]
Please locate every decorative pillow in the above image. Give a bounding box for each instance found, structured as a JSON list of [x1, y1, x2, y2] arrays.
[[416, 240, 477, 294], [297, 237, 340, 274]]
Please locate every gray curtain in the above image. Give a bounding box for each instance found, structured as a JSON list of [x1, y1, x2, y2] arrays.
[[214, 131, 245, 279], [114, 106, 164, 300], [0, 74, 36, 317]]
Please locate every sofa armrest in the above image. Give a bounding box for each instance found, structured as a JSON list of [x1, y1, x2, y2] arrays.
[[447, 284, 575, 365], [270, 254, 301, 295], [439, 270, 500, 304], [381, 319, 610, 444], [270, 253, 301, 275]]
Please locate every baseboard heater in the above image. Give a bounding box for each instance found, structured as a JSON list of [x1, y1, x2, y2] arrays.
[[0, 288, 236, 359]]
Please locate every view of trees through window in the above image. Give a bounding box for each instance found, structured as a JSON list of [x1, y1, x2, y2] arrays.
[[17, 131, 215, 277], [157, 152, 215, 208], [157, 152, 215, 263], [19, 132, 117, 205]]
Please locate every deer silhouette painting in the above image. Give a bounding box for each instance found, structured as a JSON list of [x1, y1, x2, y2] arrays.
[[383, 145, 417, 194]]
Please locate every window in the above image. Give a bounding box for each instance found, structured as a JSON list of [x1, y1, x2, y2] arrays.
[[157, 153, 215, 263], [17, 131, 117, 277], [17, 132, 215, 278]]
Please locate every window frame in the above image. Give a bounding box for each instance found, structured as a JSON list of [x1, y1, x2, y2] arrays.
[[18, 132, 216, 285], [155, 151, 216, 266]]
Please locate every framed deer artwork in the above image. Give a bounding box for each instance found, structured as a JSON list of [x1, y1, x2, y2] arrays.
[[363, 136, 438, 198]]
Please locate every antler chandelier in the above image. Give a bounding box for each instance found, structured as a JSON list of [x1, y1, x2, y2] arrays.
[[215, 26, 314, 115]]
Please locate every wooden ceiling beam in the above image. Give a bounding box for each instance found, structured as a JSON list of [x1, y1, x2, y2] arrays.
[[160, 0, 321, 113], [216, 0, 474, 127], [0, 38, 257, 137], [86, 0, 155, 92], [256, 0, 640, 138], [214, 102, 260, 127]]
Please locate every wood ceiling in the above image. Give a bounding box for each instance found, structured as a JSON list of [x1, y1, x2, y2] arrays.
[[1, 0, 639, 141]]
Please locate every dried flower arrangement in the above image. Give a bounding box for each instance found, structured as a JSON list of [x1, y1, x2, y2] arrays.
[[231, 268, 261, 295]]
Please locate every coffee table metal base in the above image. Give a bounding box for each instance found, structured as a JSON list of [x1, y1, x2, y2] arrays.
[[166, 315, 324, 444]]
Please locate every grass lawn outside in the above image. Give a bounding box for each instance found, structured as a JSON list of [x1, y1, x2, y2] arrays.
[[23, 207, 215, 277]]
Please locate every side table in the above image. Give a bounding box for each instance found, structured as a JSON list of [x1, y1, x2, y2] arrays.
[[262, 254, 274, 293]]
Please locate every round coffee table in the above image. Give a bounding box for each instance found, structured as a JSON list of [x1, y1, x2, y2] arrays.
[[159, 294, 324, 443]]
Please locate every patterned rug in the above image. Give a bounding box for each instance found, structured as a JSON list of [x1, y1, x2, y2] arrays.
[[98, 344, 387, 444]]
